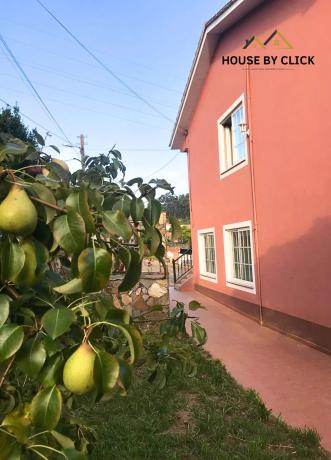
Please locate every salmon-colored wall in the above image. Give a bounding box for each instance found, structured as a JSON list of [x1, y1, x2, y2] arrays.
[[184, 0, 331, 328]]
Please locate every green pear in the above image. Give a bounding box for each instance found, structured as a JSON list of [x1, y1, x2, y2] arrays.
[[0, 184, 38, 236], [14, 240, 37, 287], [63, 343, 95, 395]]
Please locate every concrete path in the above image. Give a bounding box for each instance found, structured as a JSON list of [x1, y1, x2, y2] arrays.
[[170, 286, 331, 452]]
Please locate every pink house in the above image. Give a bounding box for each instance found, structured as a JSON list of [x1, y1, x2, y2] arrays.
[[170, 0, 331, 353]]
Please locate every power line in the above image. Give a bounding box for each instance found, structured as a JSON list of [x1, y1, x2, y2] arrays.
[[0, 72, 174, 118], [0, 44, 47, 122], [0, 17, 185, 82], [1, 85, 168, 130], [2, 35, 181, 94], [0, 94, 181, 177], [36, 0, 174, 124], [0, 33, 73, 147], [0, 56, 177, 110], [0, 96, 68, 143], [144, 153, 180, 180]]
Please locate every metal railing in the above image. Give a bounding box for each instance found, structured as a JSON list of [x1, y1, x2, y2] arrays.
[[172, 249, 193, 284]]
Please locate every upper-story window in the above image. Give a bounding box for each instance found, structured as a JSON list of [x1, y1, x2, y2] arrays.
[[218, 94, 248, 177]]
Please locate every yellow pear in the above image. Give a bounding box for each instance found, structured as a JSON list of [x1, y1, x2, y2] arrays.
[[52, 159, 69, 171], [63, 343, 95, 395], [0, 184, 38, 236]]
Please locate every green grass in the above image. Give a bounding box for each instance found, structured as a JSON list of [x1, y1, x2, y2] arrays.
[[90, 338, 330, 460]]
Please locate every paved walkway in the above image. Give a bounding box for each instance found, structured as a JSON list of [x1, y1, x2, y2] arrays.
[[170, 286, 331, 452]]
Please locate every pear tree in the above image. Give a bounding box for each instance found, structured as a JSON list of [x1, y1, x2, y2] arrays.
[[0, 131, 206, 459]]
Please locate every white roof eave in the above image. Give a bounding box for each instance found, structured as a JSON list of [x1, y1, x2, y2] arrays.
[[170, 0, 265, 150]]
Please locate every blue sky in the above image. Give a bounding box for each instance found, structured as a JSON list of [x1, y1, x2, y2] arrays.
[[1, 0, 225, 194]]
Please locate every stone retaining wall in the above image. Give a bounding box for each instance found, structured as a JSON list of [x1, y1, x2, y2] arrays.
[[107, 273, 169, 318]]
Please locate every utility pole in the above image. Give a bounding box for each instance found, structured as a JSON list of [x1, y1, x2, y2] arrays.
[[79, 134, 86, 171]]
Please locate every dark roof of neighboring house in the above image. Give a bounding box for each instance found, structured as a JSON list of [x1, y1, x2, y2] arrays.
[[170, 0, 265, 150]]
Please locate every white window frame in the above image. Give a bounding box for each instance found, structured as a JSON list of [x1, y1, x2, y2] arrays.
[[197, 228, 217, 283], [217, 94, 248, 179], [223, 220, 256, 294]]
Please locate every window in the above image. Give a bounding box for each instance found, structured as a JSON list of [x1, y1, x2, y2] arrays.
[[218, 95, 248, 176], [223, 221, 255, 292], [198, 229, 217, 281]]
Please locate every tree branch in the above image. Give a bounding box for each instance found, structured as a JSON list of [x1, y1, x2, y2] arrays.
[[0, 355, 15, 387], [30, 196, 67, 213]]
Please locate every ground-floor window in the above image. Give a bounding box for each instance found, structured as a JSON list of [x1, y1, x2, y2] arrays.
[[197, 228, 217, 281], [223, 221, 255, 292]]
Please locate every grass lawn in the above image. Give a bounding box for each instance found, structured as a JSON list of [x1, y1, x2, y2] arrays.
[[90, 337, 330, 460]]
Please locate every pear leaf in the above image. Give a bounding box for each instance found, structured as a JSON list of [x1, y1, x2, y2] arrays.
[[38, 354, 65, 388], [62, 448, 87, 460], [123, 324, 143, 362], [112, 195, 131, 218], [53, 211, 86, 255], [0, 324, 24, 363], [188, 300, 205, 311], [34, 131, 45, 146], [0, 138, 28, 156], [130, 197, 144, 222], [102, 210, 132, 240], [42, 308, 75, 339], [0, 431, 22, 459], [66, 189, 95, 233], [31, 183, 57, 224], [31, 385, 62, 430], [118, 250, 142, 292], [34, 239, 49, 277], [78, 247, 112, 292], [94, 351, 119, 400], [117, 358, 132, 393], [143, 199, 161, 226], [191, 320, 207, 346], [16, 336, 47, 378], [53, 277, 83, 295], [49, 144, 60, 153], [1, 241, 25, 282], [117, 246, 131, 271], [126, 177, 143, 187], [51, 430, 75, 449], [0, 294, 10, 327], [144, 227, 161, 256]]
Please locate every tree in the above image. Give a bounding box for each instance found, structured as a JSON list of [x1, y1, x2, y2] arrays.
[[159, 193, 190, 221], [0, 106, 39, 147], [0, 131, 206, 458]]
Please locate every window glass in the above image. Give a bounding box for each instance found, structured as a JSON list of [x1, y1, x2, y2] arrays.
[[203, 233, 216, 274], [231, 105, 246, 163], [230, 228, 253, 282]]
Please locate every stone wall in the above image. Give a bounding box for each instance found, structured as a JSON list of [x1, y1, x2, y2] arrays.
[[107, 273, 169, 319]]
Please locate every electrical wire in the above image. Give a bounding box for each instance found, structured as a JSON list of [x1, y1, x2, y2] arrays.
[[0, 97, 68, 143], [0, 56, 177, 110], [0, 33, 74, 147], [0, 72, 174, 118], [144, 153, 180, 180], [0, 17, 185, 82], [2, 35, 181, 94], [36, 0, 174, 123], [0, 96, 181, 179], [1, 85, 168, 130]]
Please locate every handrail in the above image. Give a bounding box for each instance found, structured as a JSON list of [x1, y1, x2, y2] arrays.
[[172, 249, 193, 284]]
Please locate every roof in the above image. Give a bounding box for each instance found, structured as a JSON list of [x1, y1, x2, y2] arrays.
[[170, 0, 265, 150]]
